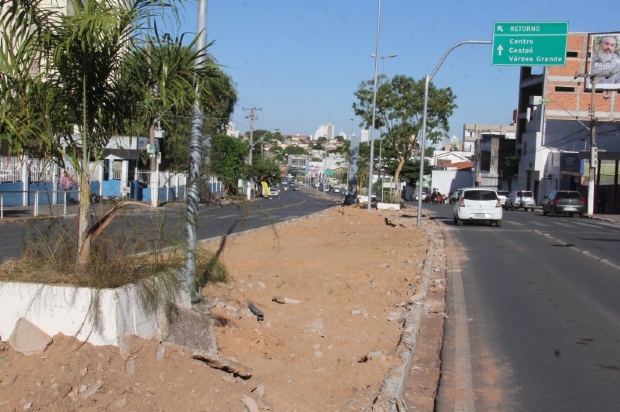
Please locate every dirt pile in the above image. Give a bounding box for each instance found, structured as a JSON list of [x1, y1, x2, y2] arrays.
[[0, 206, 437, 411]]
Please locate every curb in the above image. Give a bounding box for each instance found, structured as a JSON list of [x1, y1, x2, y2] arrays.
[[372, 217, 436, 411]]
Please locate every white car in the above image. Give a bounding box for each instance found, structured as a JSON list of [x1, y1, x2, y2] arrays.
[[269, 187, 280, 197], [497, 190, 510, 207], [453, 188, 502, 227]]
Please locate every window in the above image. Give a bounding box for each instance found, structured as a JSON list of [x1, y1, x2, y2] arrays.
[[555, 86, 575, 92], [557, 191, 582, 199], [566, 51, 578, 58], [463, 190, 498, 201]]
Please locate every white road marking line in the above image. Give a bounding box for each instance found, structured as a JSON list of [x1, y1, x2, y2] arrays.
[[551, 221, 572, 227], [529, 221, 550, 227], [504, 220, 523, 226], [573, 221, 599, 228]]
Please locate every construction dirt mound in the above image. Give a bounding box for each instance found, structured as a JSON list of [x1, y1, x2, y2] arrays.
[[0, 205, 445, 411]]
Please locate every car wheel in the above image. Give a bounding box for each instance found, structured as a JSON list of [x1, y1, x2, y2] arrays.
[[495, 220, 502, 227], [543, 209, 548, 216], [456, 216, 463, 226], [579, 213, 584, 218]]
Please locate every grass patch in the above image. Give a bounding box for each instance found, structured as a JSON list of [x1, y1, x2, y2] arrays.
[[0, 202, 230, 302]]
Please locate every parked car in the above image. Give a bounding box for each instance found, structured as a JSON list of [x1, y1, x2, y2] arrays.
[[453, 188, 503, 227], [269, 187, 280, 197], [333, 187, 340, 193], [505, 190, 536, 211], [292, 185, 299, 191], [497, 190, 511, 207], [542, 190, 586, 217], [449, 189, 462, 204]]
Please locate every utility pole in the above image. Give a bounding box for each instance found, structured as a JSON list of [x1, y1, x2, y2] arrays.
[[244, 108, 259, 200], [575, 72, 605, 216], [475, 129, 481, 187]]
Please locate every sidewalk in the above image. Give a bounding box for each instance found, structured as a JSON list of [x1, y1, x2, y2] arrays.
[[0, 203, 82, 222]]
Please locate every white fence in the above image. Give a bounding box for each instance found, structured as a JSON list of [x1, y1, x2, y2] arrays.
[[1, 157, 188, 189], [0, 157, 56, 183]]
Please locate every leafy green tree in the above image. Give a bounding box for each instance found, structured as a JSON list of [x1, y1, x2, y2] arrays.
[[0, 0, 225, 268], [317, 136, 327, 144], [283, 145, 306, 156], [207, 134, 248, 195], [248, 157, 281, 187], [386, 158, 431, 187], [353, 74, 456, 193]]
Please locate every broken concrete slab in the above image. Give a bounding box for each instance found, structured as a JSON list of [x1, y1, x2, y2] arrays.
[[8, 318, 53, 356], [163, 304, 217, 353]]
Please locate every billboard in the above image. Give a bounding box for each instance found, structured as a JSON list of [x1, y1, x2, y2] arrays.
[[586, 32, 620, 90]]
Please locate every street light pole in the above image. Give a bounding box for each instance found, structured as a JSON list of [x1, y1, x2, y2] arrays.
[[416, 40, 492, 227], [369, 53, 396, 203], [185, 0, 209, 302], [367, 0, 382, 213], [347, 118, 355, 189]]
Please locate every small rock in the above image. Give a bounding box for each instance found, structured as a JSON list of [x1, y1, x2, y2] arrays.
[[156, 344, 165, 361], [1, 375, 17, 389], [8, 318, 53, 356], [393, 301, 407, 307], [79, 367, 88, 376], [55, 383, 72, 398], [241, 395, 260, 412], [257, 281, 266, 289], [79, 385, 88, 394], [222, 375, 237, 383], [350, 309, 362, 315], [23, 402, 32, 410], [114, 397, 127, 408], [314, 351, 324, 358], [410, 292, 424, 303]]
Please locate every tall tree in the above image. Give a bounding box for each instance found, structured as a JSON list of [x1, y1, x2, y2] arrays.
[[353, 74, 456, 193], [207, 134, 248, 195]]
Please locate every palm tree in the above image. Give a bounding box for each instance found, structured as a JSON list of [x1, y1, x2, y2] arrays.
[[0, 0, 225, 269]]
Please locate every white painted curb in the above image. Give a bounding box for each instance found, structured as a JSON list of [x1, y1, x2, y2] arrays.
[[0, 281, 190, 347]]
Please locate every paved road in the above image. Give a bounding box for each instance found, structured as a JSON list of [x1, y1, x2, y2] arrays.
[[0, 189, 339, 263], [430, 203, 620, 411]]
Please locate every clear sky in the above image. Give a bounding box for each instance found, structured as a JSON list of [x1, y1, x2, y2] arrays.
[[175, 0, 620, 141]]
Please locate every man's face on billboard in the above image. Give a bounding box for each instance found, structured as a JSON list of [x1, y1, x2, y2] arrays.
[[600, 37, 617, 54]]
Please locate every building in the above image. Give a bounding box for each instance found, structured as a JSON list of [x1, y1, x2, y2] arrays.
[[515, 31, 620, 206], [225, 121, 240, 138], [314, 124, 335, 140], [361, 130, 369, 143]]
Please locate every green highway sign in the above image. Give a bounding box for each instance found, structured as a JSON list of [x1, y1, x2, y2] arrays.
[[492, 22, 568, 66], [325, 169, 334, 176]]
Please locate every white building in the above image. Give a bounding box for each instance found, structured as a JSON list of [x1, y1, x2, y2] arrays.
[[361, 130, 369, 143], [314, 123, 335, 140], [225, 121, 240, 138]]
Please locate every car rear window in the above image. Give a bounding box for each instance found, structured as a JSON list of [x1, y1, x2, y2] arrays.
[[557, 191, 582, 199], [517, 191, 534, 197], [463, 190, 498, 200], [497, 191, 510, 196]]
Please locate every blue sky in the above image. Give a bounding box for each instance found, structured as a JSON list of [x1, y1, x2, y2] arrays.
[[175, 0, 620, 141]]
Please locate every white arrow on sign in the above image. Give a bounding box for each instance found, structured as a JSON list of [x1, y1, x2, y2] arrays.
[[498, 25, 504, 32], [497, 45, 504, 56]]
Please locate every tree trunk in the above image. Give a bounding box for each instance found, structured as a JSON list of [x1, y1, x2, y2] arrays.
[[393, 156, 406, 202], [76, 171, 92, 269]]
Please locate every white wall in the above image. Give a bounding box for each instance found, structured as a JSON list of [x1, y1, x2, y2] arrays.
[[0, 281, 189, 347], [431, 170, 473, 196]]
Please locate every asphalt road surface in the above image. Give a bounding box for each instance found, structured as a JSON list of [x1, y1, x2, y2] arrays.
[[428, 203, 620, 411], [0, 189, 340, 264]]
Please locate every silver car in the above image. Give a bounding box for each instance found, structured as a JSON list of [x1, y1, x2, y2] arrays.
[[505, 190, 536, 211]]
